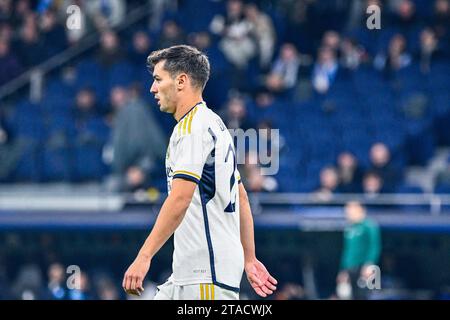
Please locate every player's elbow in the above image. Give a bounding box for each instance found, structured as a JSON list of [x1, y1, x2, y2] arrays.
[[169, 192, 192, 212], [168, 179, 197, 214]]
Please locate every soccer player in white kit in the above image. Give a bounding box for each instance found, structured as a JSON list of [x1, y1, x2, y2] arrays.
[[122, 45, 277, 300]]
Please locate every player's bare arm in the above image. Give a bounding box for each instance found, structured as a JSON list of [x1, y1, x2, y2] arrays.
[[122, 178, 197, 295], [239, 183, 278, 297]]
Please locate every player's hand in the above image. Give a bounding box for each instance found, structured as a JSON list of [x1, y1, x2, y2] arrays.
[[245, 258, 277, 298], [122, 254, 151, 296]]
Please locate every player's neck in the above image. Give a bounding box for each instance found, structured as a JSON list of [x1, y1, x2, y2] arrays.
[[174, 95, 204, 122]]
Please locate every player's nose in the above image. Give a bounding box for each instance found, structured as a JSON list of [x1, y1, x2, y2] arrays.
[[150, 82, 157, 94]]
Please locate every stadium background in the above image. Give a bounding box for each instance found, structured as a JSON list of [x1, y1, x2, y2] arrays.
[[0, 0, 449, 300]]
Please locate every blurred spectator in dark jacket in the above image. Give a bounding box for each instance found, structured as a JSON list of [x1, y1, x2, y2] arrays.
[[129, 30, 152, 66], [96, 277, 120, 300], [374, 34, 412, 77], [71, 87, 110, 182], [92, 273, 121, 300], [265, 43, 301, 94], [390, 0, 418, 35], [16, 14, 46, 68], [314, 166, 341, 202], [107, 85, 166, 192], [430, 0, 450, 48], [416, 28, 442, 73], [340, 38, 367, 71], [105, 85, 128, 118], [362, 171, 384, 199], [73, 87, 100, 121], [157, 19, 185, 49], [47, 263, 67, 300], [312, 46, 339, 94], [0, 0, 13, 24], [12, 0, 33, 27], [368, 142, 399, 192], [321, 30, 341, 53], [95, 30, 124, 68], [337, 151, 363, 193], [0, 37, 22, 86], [251, 90, 278, 120], [0, 21, 12, 41], [222, 96, 254, 131], [39, 9, 68, 59]]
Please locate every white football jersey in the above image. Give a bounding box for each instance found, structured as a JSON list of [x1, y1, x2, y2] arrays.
[[165, 101, 244, 292]]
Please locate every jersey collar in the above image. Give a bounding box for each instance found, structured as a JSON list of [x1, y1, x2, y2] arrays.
[[178, 101, 204, 123]]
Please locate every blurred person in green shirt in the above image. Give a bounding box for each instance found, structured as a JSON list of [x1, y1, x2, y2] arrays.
[[336, 201, 381, 300]]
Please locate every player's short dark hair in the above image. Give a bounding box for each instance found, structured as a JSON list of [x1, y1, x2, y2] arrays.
[[147, 45, 210, 90]]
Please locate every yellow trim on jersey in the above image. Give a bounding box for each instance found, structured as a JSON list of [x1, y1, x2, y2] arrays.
[[200, 284, 204, 300], [178, 119, 184, 136], [205, 284, 210, 300], [173, 170, 201, 181], [211, 284, 215, 300], [176, 104, 200, 136], [187, 107, 198, 134], [182, 114, 188, 135], [185, 109, 193, 135]]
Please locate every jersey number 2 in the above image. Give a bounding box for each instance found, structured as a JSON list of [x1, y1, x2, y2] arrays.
[[224, 144, 237, 213]]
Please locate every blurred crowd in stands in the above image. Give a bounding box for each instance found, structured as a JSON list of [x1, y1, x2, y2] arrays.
[[0, 0, 449, 197]]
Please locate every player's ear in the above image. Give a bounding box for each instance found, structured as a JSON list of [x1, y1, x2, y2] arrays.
[[176, 73, 188, 90]]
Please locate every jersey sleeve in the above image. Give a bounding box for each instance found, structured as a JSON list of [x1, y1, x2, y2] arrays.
[[172, 129, 213, 184]]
